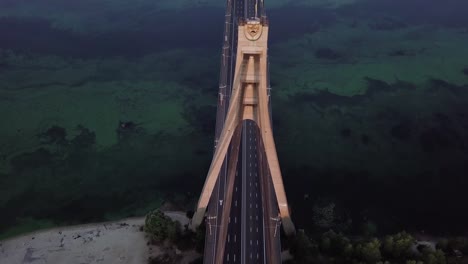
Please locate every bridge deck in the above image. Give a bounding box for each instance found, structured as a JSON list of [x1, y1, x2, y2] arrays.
[[202, 0, 282, 263]]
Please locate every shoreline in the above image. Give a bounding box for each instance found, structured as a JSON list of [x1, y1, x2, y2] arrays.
[[0, 216, 146, 243], [0, 211, 198, 264]]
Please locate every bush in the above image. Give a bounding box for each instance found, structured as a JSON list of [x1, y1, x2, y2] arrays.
[[422, 249, 446, 264], [382, 231, 415, 259], [290, 230, 319, 262], [406, 260, 423, 264], [144, 209, 181, 243], [355, 238, 382, 263], [320, 230, 353, 259]]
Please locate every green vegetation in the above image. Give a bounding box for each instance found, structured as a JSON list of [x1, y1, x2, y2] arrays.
[[288, 230, 465, 264], [289, 230, 319, 263], [144, 210, 182, 244], [320, 230, 353, 259], [382, 232, 415, 260], [355, 238, 382, 263], [421, 248, 446, 264], [144, 209, 205, 252], [143, 210, 205, 264]]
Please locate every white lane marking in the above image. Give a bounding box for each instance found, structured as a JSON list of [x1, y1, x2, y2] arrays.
[[250, 253, 253, 259], [257, 240, 259, 245], [256, 227, 259, 232], [241, 122, 247, 264], [228, 234, 230, 243], [235, 200, 237, 207], [250, 239, 252, 246], [250, 203, 252, 208], [234, 234, 236, 242], [235, 217, 237, 223], [234, 254, 236, 262], [227, 254, 229, 261], [257, 253, 260, 259], [256, 204, 258, 208]]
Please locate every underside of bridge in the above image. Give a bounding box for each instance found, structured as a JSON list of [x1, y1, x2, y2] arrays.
[[191, 0, 295, 263]]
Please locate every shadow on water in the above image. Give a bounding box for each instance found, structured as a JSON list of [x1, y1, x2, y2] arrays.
[[0, 6, 341, 58], [0, 8, 224, 58], [277, 77, 468, 235], [284, 164, 468, 235], [338, 0, 468, 28]]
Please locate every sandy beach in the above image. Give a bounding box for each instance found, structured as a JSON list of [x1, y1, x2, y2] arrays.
[[0, 212, 197, 264]]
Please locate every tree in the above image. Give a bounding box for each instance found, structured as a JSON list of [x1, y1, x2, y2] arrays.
[[422, 249, 446, 264], [290, 230, 319, 263], [383, 236, 394, 256], [320, 230, 353, 259], [144, 209, 181, 243], [406, 260, 423, 264], [355, 238, 382, 263], [342, 242, 354, 259], [382, 232, 415, 259]]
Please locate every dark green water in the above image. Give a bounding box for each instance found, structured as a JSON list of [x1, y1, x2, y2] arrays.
[[1, 0, 468, 239]]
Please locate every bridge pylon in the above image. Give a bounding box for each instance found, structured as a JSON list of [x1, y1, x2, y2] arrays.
[[192, 18, 295, 236]]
